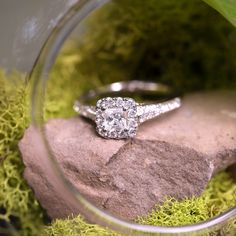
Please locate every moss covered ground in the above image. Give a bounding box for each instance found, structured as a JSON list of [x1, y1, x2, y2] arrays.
[[0, 72, 45, 236], [0, 0, 236, 235]]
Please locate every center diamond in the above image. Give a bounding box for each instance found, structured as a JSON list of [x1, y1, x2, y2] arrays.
[[95, 97, 138, 139]]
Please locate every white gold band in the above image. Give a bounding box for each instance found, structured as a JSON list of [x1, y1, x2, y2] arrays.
[[74, 81, 181, 139]]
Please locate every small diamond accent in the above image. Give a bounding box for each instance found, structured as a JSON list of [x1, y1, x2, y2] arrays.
[[96, 97, 138, 139]]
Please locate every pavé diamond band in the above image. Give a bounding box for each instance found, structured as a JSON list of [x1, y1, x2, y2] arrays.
[[74, 81, 181, 139]]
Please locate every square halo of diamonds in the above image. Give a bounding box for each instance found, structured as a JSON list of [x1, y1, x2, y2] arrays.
[[95, 97, 138, 139]]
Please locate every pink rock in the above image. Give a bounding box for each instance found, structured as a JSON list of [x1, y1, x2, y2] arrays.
[[19, 90, 236, 220]]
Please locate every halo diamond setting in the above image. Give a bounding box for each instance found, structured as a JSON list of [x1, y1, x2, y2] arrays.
[[74, 81, 181, 140], [95, 97, 138, 139]]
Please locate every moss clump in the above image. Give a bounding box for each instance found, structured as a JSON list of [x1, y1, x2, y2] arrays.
[[44, 215, 118, 236], [0, 72, 45, 236], [44, 172, 236, 236]]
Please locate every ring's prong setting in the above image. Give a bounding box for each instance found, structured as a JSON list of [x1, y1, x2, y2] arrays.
[[74, 81, 181, 140], [95, 97, 138, 139]]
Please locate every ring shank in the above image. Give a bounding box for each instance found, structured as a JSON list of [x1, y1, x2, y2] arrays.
[[78, 81, 174, 103], [137, 97, 181, 123]]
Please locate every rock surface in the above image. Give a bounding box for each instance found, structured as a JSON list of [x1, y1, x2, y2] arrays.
[[19, 90, 236, 220]]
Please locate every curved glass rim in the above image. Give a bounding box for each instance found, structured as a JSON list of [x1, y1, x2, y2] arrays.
[[30, 0, 236, 235]]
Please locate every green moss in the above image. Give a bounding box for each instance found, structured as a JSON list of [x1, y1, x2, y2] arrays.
[[0, 72, 45, 236], [44, 215, 118, 236], [44, 172, 236, 236]]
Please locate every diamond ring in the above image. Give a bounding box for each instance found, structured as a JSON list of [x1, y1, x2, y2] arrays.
[[74, 81, 181, 139]]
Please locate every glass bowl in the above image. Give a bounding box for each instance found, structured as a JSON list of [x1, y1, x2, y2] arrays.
[[29, 0, 236, 235]]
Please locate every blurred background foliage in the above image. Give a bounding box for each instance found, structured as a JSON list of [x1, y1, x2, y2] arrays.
[[67, 0, 236, 92], [204, 0, 236, 27]]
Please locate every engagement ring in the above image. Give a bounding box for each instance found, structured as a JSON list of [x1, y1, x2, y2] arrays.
[[74, 81, 181, 139]]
